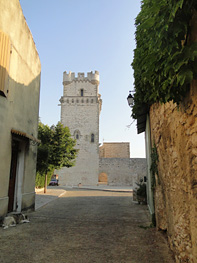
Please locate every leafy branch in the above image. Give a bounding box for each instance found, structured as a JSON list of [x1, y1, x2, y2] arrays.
[[132, 0, 197, 119]]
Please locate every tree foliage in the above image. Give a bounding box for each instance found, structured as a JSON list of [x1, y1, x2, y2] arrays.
[[36, 122, 77, 187], [132, 0, 197, 119]]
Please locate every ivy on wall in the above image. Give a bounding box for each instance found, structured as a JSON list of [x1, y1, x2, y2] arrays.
[[132, 0, 197, 119]]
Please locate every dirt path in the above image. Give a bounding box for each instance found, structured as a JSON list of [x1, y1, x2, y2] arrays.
[[0, 189, 175, 263]]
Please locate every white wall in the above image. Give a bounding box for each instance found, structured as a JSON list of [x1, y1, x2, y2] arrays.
[[59, 72, 101, 186]]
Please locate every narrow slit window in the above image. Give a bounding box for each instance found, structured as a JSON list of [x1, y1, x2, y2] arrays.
[[91, 133, 95, 143], [74, 130, 80, 140], [80, 89, 84, 97]]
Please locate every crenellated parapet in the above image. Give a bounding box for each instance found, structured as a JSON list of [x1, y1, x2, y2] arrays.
[[63, 71, 99, 85]]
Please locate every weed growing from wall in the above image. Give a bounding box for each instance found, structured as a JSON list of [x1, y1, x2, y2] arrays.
[[150, 143, 159, 189]]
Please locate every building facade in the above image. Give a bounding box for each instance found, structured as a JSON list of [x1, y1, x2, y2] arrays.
[[0, 0, 41, 217], [59, 71, 102, 185]]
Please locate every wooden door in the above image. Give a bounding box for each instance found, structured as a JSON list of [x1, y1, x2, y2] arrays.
[[8, 140, 19, 212]]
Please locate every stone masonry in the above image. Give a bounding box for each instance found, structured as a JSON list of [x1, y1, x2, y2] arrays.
[[150, 80, 197, 263], [149, 11, 197, 262], [99, 142, 130, 158], [58, 72, 147, 187], [59, 71, 102, 186], [99, 158, 147, 186]]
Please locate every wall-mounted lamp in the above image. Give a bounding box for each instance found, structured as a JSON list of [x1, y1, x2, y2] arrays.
[[127, 90, 134, 107]]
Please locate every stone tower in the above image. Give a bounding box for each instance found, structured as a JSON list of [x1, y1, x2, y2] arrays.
[[59, 71, 102, 186]]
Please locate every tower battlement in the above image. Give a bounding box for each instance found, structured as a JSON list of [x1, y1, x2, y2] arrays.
[[63, 71, 99, 85]]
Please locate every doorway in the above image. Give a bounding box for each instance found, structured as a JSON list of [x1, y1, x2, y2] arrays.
[[8, 140, 19, 212], [98, 172, 108, 185], [8, 138, 26, 213]]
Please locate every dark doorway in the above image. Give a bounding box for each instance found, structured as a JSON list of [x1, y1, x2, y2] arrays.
[[8, 140, 19, 212]]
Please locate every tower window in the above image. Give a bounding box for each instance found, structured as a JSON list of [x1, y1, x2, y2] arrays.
[[74, 130, 80, 140], [91, 133, 95, 143], [91, 99, 94, 103], [80, 89, 84, 97]]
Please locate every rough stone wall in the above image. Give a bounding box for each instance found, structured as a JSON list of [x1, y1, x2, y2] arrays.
[[99, 142, 130, 158], [99, 158, 147, 186], [150, 80, 197, 263]]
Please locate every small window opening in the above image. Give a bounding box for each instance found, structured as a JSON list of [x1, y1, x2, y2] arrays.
[[91, 133, 95, 143], [80, 89, 84, 97], [74, 130, 80, 140]]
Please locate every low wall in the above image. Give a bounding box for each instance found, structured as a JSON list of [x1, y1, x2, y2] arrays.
[[99, 158, 147, 186]]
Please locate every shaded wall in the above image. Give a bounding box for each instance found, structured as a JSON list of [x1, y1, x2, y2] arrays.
[[150, 80, 197, 262], [0, 0, 41, 216]]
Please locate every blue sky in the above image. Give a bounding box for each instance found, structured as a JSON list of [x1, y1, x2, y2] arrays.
[[19, 0, 145, 158]]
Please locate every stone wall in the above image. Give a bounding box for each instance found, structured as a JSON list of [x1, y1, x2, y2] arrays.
[[99, 142, 130, 158], [99, 158, 147, 186], [150, 80, 197, 262]]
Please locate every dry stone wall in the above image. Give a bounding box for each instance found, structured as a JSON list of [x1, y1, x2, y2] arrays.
[[150, 80, 197, 263]]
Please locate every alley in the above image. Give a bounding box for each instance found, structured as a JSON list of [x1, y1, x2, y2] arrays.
[[0, 189, 175, 263]]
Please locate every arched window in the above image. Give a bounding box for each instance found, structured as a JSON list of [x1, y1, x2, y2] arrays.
[[80, 89, 84, 97], [74, 130, 80, 140], [91, 133, 95, 143]]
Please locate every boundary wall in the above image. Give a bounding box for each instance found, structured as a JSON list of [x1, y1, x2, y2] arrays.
[[99, 158, 147, 186]]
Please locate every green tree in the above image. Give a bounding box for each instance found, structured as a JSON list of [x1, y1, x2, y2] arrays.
[[36, 122, 77, 189]]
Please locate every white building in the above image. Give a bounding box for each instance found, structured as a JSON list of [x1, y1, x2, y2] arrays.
[[59, 71, 102, 186]]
